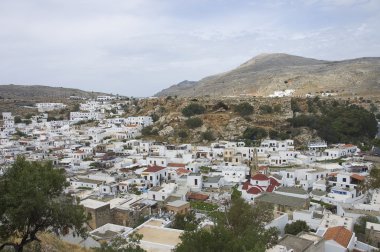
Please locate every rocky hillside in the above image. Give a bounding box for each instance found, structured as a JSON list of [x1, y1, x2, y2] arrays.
[[0, 84, 109, 99], [155, 53, 380, 97]]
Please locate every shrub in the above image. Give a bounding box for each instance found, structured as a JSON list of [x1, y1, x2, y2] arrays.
[[259, 105, 273, 114], [273, 104, 282, 113], [285, 220, 310, 235], [177, 130, 188, 139], [185, 117, 203, 129], [234, 102, 253, 117], [242, 127, 268, 140], [213, 101, 229, 111], [201, 130, 215, 141], [182, 103, 206, 117]]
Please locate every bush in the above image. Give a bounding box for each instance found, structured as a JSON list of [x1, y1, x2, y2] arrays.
[[213, 101, 229, 111], [177, 130, 188, 139], [285, 220, 310, 235], [376, 113, 380, 120], [259, 105, 273, 114], [234, 102, 253, 117], [201, 130, 215, 141], [290, 104, 377, 143], [242, 127, 268, 140], [273, 104, 282, 113], [141, 126, 158, 136], [354, 215, 379, 234], [14, 116, 22, 124], [182, 103, 206, 117], [185, 117, 203, 129]]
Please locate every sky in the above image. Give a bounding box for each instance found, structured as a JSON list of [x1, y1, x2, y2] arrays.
[[0, 0, 379, 97]]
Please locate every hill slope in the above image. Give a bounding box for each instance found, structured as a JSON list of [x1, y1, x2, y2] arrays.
[[155, 53, 380, 97], [0, 84, 109, 99]]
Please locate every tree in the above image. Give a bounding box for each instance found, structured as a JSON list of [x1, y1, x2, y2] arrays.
[[234, 102, 253, 117], [0, 157, 87, 252], [273, 104, 282, 113], [354, 215, 379, 235], [213, 101, 229, 111], [14, 116, 22, 124], [201, 130, 215, 141], [284, 220, 310, 235], [175, 198, 278, 252], [172, 212, 199, 231], [94, 233, 146, 252], [185, 117, 203, 129], [182, 103, 206, 117], [366, 167, 380, 190], [242, 127, 268, 140]]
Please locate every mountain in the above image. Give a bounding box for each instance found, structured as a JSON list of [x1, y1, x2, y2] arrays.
[[0, 84, 109, 99], [155, 53, 380, 97]]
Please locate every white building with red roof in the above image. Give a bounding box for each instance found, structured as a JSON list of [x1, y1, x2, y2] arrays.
[[141, 165, 168, 187], [240, 173, 281, 202]]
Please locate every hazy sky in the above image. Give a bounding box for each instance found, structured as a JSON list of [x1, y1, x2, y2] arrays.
[[0, 0, 379, 97]]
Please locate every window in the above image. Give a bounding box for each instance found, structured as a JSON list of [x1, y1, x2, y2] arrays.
[[343, 178, 346, 182], [195, 179, 198, 186], [150, 176, 153, 181], [162, 196, 165, 200]]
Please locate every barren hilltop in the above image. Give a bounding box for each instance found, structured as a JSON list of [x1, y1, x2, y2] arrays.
[[155, 53, 380, 97]]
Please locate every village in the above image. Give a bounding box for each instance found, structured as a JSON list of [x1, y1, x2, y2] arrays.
[[0, 95, 380, 252]]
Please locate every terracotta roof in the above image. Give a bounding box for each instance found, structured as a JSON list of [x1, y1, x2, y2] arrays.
[[168, 163, 186, 168], [343, 144, 355, 148], [351, 173, 365, 181], [247, 186, 262, 195], [143, 165, 166, 173], [242, 180, 251, 190], [187, 192, 209, 201], [251, 173, 269, 181], [176, 168, 191, 175], [269, 177, 280, 187], [329, 172, 338, 177], [259, 166, 269, 170], [323, 226, 353, 248]]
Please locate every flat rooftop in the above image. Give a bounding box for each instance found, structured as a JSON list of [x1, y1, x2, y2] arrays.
[[81, 199, 109, 209], [136, 226, 182, 246]]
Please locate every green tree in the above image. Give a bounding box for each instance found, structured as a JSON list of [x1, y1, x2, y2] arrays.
[[353, 215, 379, 235], [0, 157, 87, 252], [201, 130, 215, 141], [284, 220, 310, 235], [185, 117, 203, 129], [175, 198, 278, 252], [182, 103, 206, 117], [172, 212, 199, 231], [366, 167, 380, 189], [94, 233, 145, 252], [234, 102, 253, 117], [242, 127, 268, 140], [14, 116, 22, 124]]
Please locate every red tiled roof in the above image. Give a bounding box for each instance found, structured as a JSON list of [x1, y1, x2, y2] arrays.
[[143, 165, 166, 173], [251, 173, 269, 181], [187, 192, 209, 201], [168, 163, 186, 168], [247, 186, 262, 195], [351, 173, 365, 181], [329, 172, 338, 177], [267, 184, 276, 193], [323, 226, 353, 248], [176, 168, 191, 175], [242, 180, 251, 190], [269, 177, 280, 187]]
